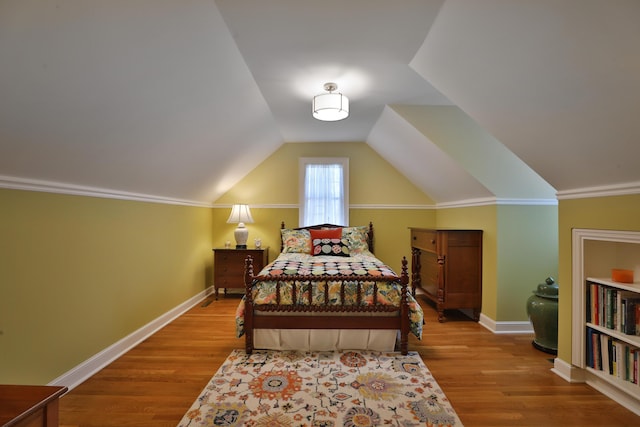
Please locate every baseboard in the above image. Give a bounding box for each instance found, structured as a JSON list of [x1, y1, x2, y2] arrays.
[[48, 287, 215, 391], [551, 357, 584, 382], [478, 313, 534, 334], [584, 371, 640, 416]]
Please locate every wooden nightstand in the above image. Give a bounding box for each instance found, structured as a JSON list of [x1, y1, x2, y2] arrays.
[[213, 248, 269, 299], [0, 385, 67, 427]]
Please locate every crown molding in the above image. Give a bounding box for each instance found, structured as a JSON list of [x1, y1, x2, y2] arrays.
[[350, 204, 435, 209], [214, 199, 559, 210], [436, 197, 557, 209], [494, 198, 558, 206], [212, 204, 437, 209], [557, 181, 640, 200], [0, 175, 212, 207], [1, 175, 562, 210]]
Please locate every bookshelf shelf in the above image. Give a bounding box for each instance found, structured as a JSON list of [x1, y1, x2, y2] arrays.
[[586, 367, 640, 398], [572, 229, 640, 416], [586, 322, 640, 348]]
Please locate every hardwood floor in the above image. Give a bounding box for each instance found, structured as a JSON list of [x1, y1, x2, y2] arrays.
[[59, 293, 640, 426]]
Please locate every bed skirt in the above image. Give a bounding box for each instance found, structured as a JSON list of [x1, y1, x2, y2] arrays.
[[252, 328, 398, 352]]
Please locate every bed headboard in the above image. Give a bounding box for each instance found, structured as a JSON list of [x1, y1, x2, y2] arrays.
[[280, 221, 374, 254]]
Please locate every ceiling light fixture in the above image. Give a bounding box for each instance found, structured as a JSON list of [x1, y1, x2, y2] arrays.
[[312, 82, 349, 121]]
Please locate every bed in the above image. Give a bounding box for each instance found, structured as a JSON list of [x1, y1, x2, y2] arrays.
[[235, 222, 423, 355]]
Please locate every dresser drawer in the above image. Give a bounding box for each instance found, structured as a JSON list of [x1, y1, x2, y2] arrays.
[[410, 229, 437, 252], [213, 248, 269, 297], [214, 257, 245, 274]]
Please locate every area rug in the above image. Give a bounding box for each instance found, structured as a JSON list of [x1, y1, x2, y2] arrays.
[[177, 349, 462, 426]]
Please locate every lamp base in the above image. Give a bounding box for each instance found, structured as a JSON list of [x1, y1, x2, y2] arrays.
[[234, 223, 249, 249]]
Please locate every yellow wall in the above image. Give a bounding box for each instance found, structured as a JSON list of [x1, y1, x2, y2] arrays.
[[434, 204, 559, 322], [557, 194, 640, 363], [216, 142, 435, 206], [213, 207, 436, 274], [0, 189, 213, 384], [213, 142, 437, 272], [495, 204, 558, 321], [214, 141, 559, 323], [0, 140, 563, 385], [436, 205, 498, 319]]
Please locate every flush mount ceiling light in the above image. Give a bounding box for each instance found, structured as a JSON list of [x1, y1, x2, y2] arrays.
[[312, 82, 349, 121]]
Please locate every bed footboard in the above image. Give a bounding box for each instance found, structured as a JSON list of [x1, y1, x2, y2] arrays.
[[243, 256, 411, 355]]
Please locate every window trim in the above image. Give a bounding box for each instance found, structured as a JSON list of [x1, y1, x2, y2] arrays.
[[299, 157, 349, 227]]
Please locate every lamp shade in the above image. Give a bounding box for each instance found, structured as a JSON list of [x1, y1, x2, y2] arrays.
[[312, 82, 349, 121], [226, 204, 254, 225]]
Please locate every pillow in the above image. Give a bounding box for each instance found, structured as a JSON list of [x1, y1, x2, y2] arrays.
[[281, 228, 311, 254], [342, 226, 370, 254], [310, 228, 350, 257]]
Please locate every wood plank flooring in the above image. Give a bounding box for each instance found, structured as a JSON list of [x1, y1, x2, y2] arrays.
[[59, 293, 640, 426]]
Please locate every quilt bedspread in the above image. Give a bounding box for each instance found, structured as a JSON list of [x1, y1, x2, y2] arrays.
[[235, 253, 423, 339]]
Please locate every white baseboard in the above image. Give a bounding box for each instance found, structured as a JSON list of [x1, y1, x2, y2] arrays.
[[48, 287, 215, 391], [553, 358, 640, 415], [478, 313, 534, 334], [551, 357, 584, 383]]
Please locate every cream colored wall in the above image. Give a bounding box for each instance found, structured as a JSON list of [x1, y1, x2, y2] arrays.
[[0, 189, 213, 384], [557, 194, 640, 363]]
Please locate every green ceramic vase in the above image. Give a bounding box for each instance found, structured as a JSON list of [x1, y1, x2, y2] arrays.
[[526, 277, 559, 354]]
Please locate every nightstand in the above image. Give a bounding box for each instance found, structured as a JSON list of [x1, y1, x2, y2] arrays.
[[213, 248, 269, 299], [0, 385, 67, 427]]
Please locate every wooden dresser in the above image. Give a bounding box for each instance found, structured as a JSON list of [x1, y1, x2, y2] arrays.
[[213, 248, 269, 299], [0, 385, 67, 427], [410, 228, 483, 322]]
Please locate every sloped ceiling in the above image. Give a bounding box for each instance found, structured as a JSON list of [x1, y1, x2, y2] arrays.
[[0, 0, 283, 204], [410, 0, 640, 195], [368, 106, 493, 205], [1, 1, 637, 206]]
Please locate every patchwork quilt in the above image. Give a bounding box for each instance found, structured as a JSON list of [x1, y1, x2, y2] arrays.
[[235, 252, 423, 339]]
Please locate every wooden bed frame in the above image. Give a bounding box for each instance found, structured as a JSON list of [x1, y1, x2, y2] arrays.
[[243, 222, 411, 355]]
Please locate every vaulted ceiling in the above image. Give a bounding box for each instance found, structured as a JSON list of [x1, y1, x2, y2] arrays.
[[1, 1, 638, 206]]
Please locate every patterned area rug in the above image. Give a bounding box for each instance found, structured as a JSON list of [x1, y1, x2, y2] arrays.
[[178, 349, 462, 426]]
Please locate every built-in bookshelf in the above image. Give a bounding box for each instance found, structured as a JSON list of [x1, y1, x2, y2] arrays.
[[572, 229, 640, 416]]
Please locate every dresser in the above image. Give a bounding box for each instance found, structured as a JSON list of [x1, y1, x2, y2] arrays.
[[410, 228, 482, 322], [0, 385, 67, 427], [213, 248, 269, 299]]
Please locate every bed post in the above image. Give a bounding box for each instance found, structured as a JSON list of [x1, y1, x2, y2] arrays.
[[399, 256, 409, 355], [244, 256, 255, 355], [368, 221, 374, 254]]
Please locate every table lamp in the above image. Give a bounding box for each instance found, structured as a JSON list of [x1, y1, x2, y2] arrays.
[[226, 204, 254, 249]]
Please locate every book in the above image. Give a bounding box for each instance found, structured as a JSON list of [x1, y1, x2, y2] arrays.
[[593, 330, 602, 370], [622, 296, 640, 335], [601, 334, 610, 374], [590, 282, 599, 325]]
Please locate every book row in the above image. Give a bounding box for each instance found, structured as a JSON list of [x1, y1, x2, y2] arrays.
[[587, 327, 640, 386], [586, 281, 640, 335]]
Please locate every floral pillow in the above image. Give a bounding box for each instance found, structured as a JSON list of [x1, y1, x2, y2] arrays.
[[310, 228, 350, 257], [281, 228, 311, 254], [342, 226, 370, 254]]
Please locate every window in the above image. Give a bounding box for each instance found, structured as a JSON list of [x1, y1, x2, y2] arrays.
[[299, 157, 349, 226]]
